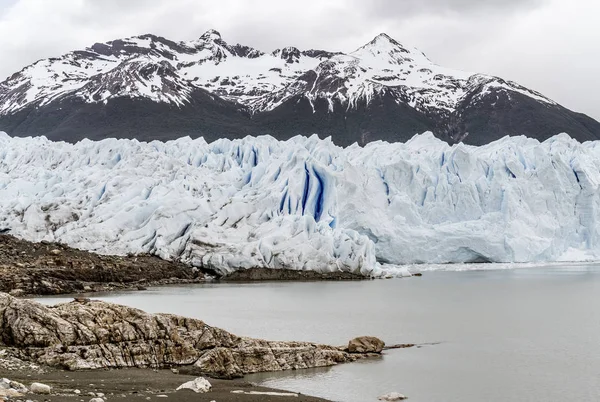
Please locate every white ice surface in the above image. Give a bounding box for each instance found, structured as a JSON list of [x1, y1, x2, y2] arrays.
[[1, 131, 599, 276]]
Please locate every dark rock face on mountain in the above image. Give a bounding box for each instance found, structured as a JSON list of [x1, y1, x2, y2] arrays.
[[0, 30, 598, 146], [453, 88, 600, 146], [0, 88, 260, 144]]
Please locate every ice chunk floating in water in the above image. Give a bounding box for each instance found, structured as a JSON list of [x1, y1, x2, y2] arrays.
[[1, 131, 600, 276]]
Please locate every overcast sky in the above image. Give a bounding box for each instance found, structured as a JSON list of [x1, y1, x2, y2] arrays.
[[0, 0, 598, 119]]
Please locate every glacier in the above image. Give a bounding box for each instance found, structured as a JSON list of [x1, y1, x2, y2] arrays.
[[1, 131, 600, 277]]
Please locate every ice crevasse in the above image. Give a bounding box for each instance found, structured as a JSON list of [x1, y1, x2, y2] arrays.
[[1, 131, 599, 277]]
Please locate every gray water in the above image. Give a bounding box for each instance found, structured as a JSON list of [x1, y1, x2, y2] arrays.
[[38, 266, 600, 402]]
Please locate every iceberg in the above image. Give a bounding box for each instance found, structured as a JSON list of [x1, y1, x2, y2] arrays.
[[1, 131, 599, 277]]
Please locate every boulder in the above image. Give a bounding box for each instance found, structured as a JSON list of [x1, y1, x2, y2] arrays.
[[378, 392, 408, 401], [0, 388, 24, 398], [0, 378, 29, 394], [0, 378, 27, 393], [348, 336, 385, 353], [176, 377, 212, 393], [30, 382, 51, 394], [8, 289, 24, 297], [0, 378, 29, 399]]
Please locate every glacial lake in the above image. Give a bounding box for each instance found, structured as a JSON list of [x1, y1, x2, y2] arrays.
[[37, 266, 600, 402]]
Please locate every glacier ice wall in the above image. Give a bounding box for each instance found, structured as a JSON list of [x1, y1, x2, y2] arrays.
[[1, 131, 599, 276]]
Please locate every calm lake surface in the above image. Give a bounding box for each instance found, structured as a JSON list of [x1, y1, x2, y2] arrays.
[[38, 266, 600, 402]]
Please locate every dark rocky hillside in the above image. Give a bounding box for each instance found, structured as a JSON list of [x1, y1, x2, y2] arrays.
[[1, 30, 598, 145]]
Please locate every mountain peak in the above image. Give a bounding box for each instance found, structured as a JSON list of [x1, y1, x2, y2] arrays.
[[199, 29, 222, 41], [0, 27, 593, 148], [189, 29, 232, 61], [349, 32, 429, 67], [272, 46, 301, 63], [373, 33, 395, 42], [354, 32, 408, 54]]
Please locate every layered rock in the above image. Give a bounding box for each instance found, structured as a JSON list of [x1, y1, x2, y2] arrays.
[[0, 293, 380, 378]]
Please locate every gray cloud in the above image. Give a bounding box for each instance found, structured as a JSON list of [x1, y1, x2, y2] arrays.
[[0, 0, 597, 120], [360, 0, 547, 16], [0, 0, 17, 12]]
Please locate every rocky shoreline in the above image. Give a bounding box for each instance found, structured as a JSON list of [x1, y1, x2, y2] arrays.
[[0, 364, 336, 402], [0, 235, 205, 297], [0, 235, 371, 297], [221, 267, 366, 282], [0, 293, 393, 401], [0, 235, 413, 401], [0, 293, 382, 374]]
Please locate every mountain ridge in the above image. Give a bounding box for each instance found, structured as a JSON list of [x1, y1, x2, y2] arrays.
[[0, 29, 598, 146]]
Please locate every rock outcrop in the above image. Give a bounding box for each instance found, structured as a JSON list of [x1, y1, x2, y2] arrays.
[[378, 392, 408, 401], [347, 336, 385, 353], [0, 293, 381, 378]]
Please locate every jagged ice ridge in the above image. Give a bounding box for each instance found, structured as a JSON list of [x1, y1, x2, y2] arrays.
[[1, 131, 599, 276]]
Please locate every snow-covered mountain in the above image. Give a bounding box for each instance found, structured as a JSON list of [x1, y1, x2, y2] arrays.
[[2, 131, 600, 276], [1, 30, 599, 145]]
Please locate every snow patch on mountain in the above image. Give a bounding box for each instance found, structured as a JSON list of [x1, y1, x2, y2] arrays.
[[1, 131, 599, 276], [0, 30, 557, 118]]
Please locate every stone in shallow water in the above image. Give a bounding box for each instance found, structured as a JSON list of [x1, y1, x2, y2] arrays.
[[378, 391, 408, 400], [348, 336, 385, 353]]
